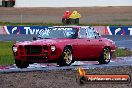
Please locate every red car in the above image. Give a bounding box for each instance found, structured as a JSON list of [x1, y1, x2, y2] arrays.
[[12, 26, 116, 68]]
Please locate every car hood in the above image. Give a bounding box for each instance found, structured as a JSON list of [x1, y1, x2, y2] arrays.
[[16, 39, 72, 45]]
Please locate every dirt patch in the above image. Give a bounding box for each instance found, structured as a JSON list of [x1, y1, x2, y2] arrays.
[[0, 66, 132, 88], [0, 7, 132, 25]]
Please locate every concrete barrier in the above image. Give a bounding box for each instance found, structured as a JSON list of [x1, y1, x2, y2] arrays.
[[15, 0, 132, 7]]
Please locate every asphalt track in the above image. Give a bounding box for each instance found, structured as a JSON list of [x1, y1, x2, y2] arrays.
[[0, 57, 132, 73], [0, 35, 132, 73]]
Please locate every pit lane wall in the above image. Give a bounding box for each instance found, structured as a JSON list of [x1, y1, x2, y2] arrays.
[[14, 0, 132, 7], [0, 26, 132, 35]]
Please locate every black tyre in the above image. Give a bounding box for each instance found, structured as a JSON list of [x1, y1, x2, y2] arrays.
[[98, 47, 111, 64], [7, 1, 12, 7], [15, 59, 29, 68], [75, 18, 79, 24], [2, 1, 6, 7], [69, 19, 76, 24], [62, 18, 67, 25], [12, 1, 15, 6], [57, 46, 73, 66]]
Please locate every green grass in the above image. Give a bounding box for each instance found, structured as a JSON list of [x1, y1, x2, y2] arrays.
[[0, 42, 14, 65], [114, 19, 132, 22], [113, 48, 132, 57], [0, 41, 132, 65], [0, 22, 132, 26]]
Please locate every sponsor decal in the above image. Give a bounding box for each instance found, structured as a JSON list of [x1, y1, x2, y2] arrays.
[[92, 26, 106, 35], [3, 26, 52, 34], [4, 26, 132, 35], [3, 26, 75, 35], [106, 26, 132, 35], [77, 68, 131, 84]]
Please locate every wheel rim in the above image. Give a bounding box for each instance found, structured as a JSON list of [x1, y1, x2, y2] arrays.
[[104, 48, 111, 62], [64, 49, 72, 64]]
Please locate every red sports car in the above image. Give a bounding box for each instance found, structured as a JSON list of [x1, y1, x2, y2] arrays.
[[12, 26, 116, 68]]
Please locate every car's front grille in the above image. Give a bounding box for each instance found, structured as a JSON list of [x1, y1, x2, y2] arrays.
[[25, 45, 42, 55], [43, 45, 48, 50]]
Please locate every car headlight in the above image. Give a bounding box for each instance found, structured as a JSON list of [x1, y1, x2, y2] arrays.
[[13, 47, 17, 52], [51, 45, 56, 51]]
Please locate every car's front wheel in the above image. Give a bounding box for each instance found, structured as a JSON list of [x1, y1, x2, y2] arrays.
[[15, 59, 29, 68], [57, 46, 73, 66], [98, 47, 111, 64]]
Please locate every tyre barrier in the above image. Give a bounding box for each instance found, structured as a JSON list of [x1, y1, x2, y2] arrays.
[[2, 0, 15, 7]]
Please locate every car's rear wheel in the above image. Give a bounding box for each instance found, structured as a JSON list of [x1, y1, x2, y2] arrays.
[[98, 47, 111, 64], [57, 46, 73, 66], [15, 59, 29, 68]]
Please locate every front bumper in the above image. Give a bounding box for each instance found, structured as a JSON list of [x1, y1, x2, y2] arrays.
[[13, 45, 61, 63], [14, 54, 59, 63]]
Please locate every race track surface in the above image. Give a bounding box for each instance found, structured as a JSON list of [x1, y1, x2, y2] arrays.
[[0, 56, 132, 73], [0, 35, 132, 72], [0, 7, 132, 25], [1, 66, 132, 88]]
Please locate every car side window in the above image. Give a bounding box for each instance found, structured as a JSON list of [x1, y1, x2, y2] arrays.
[[78, 28, 87, 38], [86, 27, 95, 38], [94, 31, 100, 39]]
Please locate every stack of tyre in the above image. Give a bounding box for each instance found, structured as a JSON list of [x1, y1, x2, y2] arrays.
[[2, 0, 15, 7], [62, 10, 81, 25]]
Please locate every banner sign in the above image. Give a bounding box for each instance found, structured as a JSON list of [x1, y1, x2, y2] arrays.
[[3, 26, 106, 35], [3, 26, 53, 35], [106, 26, 132, 35], [3, 26, 132, 35]]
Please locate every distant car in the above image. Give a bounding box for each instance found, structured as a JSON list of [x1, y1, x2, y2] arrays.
[[12, 26, 116, 68]]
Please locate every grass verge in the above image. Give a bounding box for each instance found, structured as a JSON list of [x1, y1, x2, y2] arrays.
[[0, 41, 132, 65], [113, 48, 132, 57], [0, 41, 14, 65]]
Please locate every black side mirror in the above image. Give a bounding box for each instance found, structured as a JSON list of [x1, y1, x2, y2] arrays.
[[33, 37, 37, 41]]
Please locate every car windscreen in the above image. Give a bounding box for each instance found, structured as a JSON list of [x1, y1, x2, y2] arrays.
[[38, 27, 77, 39]]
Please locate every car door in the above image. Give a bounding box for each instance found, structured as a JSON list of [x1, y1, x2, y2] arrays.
[[86, 28, 104, 59], [75, 28, 92, 60]]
